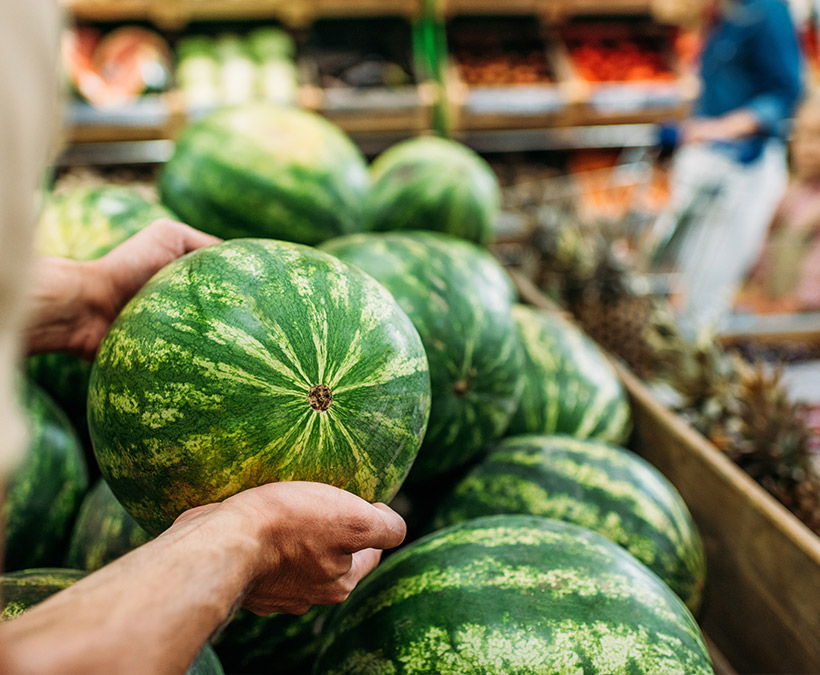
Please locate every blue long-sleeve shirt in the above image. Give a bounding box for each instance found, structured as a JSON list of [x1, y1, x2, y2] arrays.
[[696, 0, 804, 160]]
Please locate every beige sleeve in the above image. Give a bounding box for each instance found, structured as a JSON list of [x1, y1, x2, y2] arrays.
[[0, 0, 62, 476]]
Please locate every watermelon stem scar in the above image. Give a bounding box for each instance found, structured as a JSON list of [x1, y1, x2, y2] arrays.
[[309, 384, 333, 412], [453, 368, 477, 399]]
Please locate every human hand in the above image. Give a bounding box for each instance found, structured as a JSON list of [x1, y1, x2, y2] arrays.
[[174, 482, 407, 616], [26, 219, 220, 360], [682, 111, 761, 145]]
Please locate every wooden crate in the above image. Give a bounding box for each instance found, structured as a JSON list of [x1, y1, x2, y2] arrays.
[[514, 273, 820, 675]]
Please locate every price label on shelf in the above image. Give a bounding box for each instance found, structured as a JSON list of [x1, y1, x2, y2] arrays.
[[465, 85, 567, 116]]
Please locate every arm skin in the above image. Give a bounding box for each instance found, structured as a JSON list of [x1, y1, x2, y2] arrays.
[[0, 481, 406, 674], [7, 219, 408, 673], [25, 218, 221, 361]]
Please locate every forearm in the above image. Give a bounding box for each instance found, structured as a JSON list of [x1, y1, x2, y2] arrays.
[[0, 508, 260, 675]]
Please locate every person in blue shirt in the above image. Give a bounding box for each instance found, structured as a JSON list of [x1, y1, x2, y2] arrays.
[[658, 0, 805, 332]]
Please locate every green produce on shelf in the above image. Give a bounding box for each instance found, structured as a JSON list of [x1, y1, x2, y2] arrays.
[[27, 185, 176, 438], [366, 136, 500, 243], [2, 382, 88, 572], [314, 515, 714, 675], [322, 231, 523, 482], [508, 304, 632, 444], [64, 478, 152, 572], [432, 434, 707, 613], [88, 239, 430, 535], [159, 104, 370, 245], [0, 568, 224, 674]]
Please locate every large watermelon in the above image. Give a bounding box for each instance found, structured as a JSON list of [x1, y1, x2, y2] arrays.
[[432, 434, 706, 612], [215, 605, 330, 674], [3, 382, 88, 571], [508, 304, 631, 443], [321, 231, 523, 481], [159, 104, 370, 245], [0, 568, 223, 675], [27, 184, 177, 445], [314, 515, 714, 674], [64, 478, 152, 571], [88, 239, 430, 534], [365, 137, 500, 244]]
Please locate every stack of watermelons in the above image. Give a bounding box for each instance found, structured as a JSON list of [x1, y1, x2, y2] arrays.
[[8, 103, 714, 674]]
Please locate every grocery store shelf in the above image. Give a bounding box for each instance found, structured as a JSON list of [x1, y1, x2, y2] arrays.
[[57, 140, 175, 167]]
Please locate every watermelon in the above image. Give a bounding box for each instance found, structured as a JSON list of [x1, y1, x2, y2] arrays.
[[0, 568, 223, 675], [508, 304, 631, 443], [88, 239, 430, 535], [158, 104, 370, 245], [28, 184, 177, 444], [215, 605, 329, 674], [315, 515, 713, 674], [64, 478, 152, 571], [432, 434, 707, 613], [365, 137, 500, 244], [321, 231, 523, 481], [3, 382, 88, 571]]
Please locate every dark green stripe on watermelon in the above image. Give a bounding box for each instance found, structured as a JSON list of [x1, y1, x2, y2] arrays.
[[64, 478, 152, 572], [509, 304, 632, 444], [0, 568, 223, 674], [88, 239, 430, 534], [321, 231, 523, 482], [315, 515, 713, 675], [3, 382, 88, 571], [215, 605, 330, 675], [432, 434, 706, 613], [366, 137, 500, 244], [158, 104, 370, 245]]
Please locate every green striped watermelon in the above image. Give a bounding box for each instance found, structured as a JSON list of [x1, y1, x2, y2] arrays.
[[0, 568, 224, 675], [3, 382, 88, 571], [27, 184, 177, 445], [64, 478, 152, 571], [215, 605, 329, 674], [159, 104, 370, 245], [432, 434, 706, 612], [509, 304, 631, 443], [366, 137, 500, 244], [321, 232, 523, 481], [88, 239, 430, 535], [315, 515, 713, 674]]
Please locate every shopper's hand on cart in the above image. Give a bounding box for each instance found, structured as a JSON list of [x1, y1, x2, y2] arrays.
[[25, 218, 220, 360], [174, 481, 407, 616]]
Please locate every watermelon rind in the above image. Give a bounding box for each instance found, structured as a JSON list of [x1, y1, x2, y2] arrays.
[[158, 104, 370, 245], [314, 515, 714, 675], [3, 382, 88, 571], [366, 136, 501, 244], [508, 303, 632, 444], [321, 231, 523, 482], [432, 434, 707, 613], [88, 238, 431, 534]]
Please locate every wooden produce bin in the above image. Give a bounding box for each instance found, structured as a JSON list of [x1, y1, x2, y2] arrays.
[[514, 274, 820, 675], [446, 16, 574, 132]]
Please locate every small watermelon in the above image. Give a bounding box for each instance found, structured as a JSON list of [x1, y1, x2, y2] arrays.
[[64, 478, 152, 572], [315, 515, 713, 674], [88, 239, 430, 534], [28, 184, 177, 444], [322, 231, 523, 482], [158, 104, 370, 245], [0, 568, 223, 674], [432, 434, 707, 612], [366, 136, 500, 243], [215, 606, 329, 675], [509, 304, 631, 443], [3, 382, 88, 571]]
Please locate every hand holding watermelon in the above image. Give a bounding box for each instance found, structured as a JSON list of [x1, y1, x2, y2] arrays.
[[174, 481, 407, 616], [25, 219, 219, 360]]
